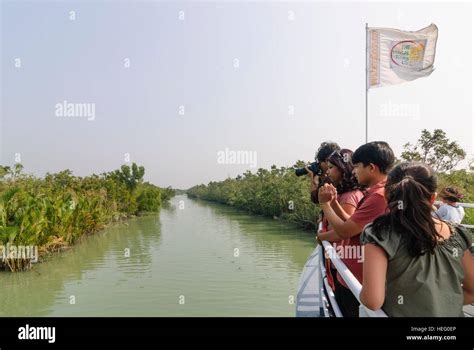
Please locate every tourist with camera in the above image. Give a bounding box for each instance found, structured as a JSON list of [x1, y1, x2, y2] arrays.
[[321, 149, 365, 316], [317, 141, 395, 317], [297, 142, 341, 205]]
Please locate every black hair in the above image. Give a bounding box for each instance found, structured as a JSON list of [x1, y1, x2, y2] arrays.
[[327, 149, 363, 194], [440, 187, 464, 202], [371, 161, 441, 257], [352, 141, 395, 174], [316, 142, 341, 163]]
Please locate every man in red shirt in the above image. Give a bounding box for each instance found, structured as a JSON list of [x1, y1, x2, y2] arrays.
[[317, 141, 395, 317]]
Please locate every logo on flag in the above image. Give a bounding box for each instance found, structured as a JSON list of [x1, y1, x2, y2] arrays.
[[367, 24, 438, 88], [390, 40, 426, 69]]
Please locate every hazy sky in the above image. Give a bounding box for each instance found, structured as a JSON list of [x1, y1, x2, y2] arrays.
[[1, 1, 472, 189]]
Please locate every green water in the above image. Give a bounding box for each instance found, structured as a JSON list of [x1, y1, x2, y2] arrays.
[[0, 195, 315, 316]]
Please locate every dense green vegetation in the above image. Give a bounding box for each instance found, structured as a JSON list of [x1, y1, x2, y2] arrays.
[[0, 163, 174, 271], [188, 165, 474, 229], [1, 130, 471, 272], [188, 130, 474, 230], [401, 129, 473, 227], [188, 163, 320, 229]]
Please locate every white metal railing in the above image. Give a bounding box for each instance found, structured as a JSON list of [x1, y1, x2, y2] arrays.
[[318, 245, 343, 317], [320, 241, 387, 317], [318, 202, 474, 317]]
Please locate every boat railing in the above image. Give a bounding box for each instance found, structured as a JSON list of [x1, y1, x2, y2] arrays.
[[319, 202, 474, 317], [435, 201, 474, 230], [319, 240, 388, 317]]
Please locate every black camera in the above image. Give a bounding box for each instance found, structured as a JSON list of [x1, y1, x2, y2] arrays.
[[295, 161, 323, 177]]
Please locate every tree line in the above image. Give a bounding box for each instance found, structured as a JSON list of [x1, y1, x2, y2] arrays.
[[188, 130, 474, 230], [188, 163, 320, 229], [0, 163, 175, 271]]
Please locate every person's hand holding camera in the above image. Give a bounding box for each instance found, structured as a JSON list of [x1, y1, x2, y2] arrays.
[[305, 165, 319, 192]]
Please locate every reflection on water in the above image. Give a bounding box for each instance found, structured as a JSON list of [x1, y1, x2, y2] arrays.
[[0, 195, 315, 316]]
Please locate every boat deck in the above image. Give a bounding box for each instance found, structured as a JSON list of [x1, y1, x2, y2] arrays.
[[296, 248, 321, 317]]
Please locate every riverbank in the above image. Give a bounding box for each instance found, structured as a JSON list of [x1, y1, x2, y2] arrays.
[[187, 164, 474, 230], [187, 164, 321, 231], [0, 163, 175, 272], [0, 195, 314, 316]]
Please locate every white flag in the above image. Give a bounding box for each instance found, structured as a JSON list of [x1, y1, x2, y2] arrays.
[[367, 23, 438, 88]]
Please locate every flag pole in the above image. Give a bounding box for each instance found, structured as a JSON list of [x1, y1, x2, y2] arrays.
[[365, 22, 369, 143]]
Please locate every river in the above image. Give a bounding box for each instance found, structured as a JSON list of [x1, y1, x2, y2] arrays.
[[0, 195, 315, 316]]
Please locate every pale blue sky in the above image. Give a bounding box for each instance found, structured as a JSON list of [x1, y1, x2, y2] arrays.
[[1, 1, 472, 188]]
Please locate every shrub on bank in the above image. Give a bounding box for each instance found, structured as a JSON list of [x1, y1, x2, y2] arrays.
[[0, 163, 173, 271]]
